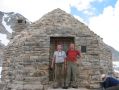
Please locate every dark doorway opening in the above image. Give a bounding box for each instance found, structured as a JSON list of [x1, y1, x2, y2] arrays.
[[49, 37, 75, 81]]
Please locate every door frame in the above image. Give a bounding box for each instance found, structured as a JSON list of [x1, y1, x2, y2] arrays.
[[49, 36, 75, 81]]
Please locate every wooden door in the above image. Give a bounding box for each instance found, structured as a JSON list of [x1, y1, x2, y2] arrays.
[[49, 37, 74, 81]]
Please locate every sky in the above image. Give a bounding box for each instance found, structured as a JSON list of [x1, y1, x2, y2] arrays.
[[0, 0, 119, 51]]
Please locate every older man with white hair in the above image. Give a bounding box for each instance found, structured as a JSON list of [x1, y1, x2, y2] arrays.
[[51, 44, 67, 88], [101, 74, 119, 90]]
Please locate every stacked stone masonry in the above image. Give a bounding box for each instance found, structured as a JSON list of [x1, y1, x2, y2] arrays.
[[1, 8, 112, 90]]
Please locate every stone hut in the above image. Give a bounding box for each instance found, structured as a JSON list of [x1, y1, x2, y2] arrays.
[[2, 8, 112, 90]]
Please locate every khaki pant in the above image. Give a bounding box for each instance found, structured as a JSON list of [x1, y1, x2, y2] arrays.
[[65, 61, 78, 87], [53, 63, 65, 87]]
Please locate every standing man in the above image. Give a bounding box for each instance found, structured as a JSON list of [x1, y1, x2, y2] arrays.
[[64, 43, 81, 89], [51, 44, 67, 88]]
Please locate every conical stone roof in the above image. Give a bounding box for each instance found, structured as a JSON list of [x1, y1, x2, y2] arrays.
[[8, 8, 100, 46], [32, 8, 90, 33]]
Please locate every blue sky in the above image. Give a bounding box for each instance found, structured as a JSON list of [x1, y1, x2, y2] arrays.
[[91, 0, 117, 15], [70, 0, 117, 23], [0, 0, 119, 51]]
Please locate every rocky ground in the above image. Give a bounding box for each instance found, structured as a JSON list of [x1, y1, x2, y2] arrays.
[[48, 88, 102, 90], [48, 88, 89, 90]]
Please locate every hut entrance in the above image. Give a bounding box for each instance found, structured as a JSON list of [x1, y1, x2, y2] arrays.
[[49, 37, 74, 81]]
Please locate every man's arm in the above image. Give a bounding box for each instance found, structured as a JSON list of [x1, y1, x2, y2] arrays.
[[101, 82, 106, 89], [77, 50, 82, 62], [104, 78, 110, 89], [77, 50, 81, 57], [75, 50, 82, 67]]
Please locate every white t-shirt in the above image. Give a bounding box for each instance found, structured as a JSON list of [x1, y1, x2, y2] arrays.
[[53, 51, 66, 63]]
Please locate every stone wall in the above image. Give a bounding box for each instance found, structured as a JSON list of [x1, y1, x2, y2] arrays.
[[2, 8, 112, 90]]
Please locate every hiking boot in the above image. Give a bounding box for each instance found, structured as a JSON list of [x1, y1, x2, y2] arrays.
[[62, 86, 69, 89], [72, 86, 78, 88]]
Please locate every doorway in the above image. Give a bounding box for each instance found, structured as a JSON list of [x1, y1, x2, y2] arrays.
[[49, 37, 75, 81]]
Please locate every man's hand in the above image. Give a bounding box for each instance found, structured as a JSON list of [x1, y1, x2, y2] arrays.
[[51, 64, 54, 69], [76, 60, 79, 67]]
